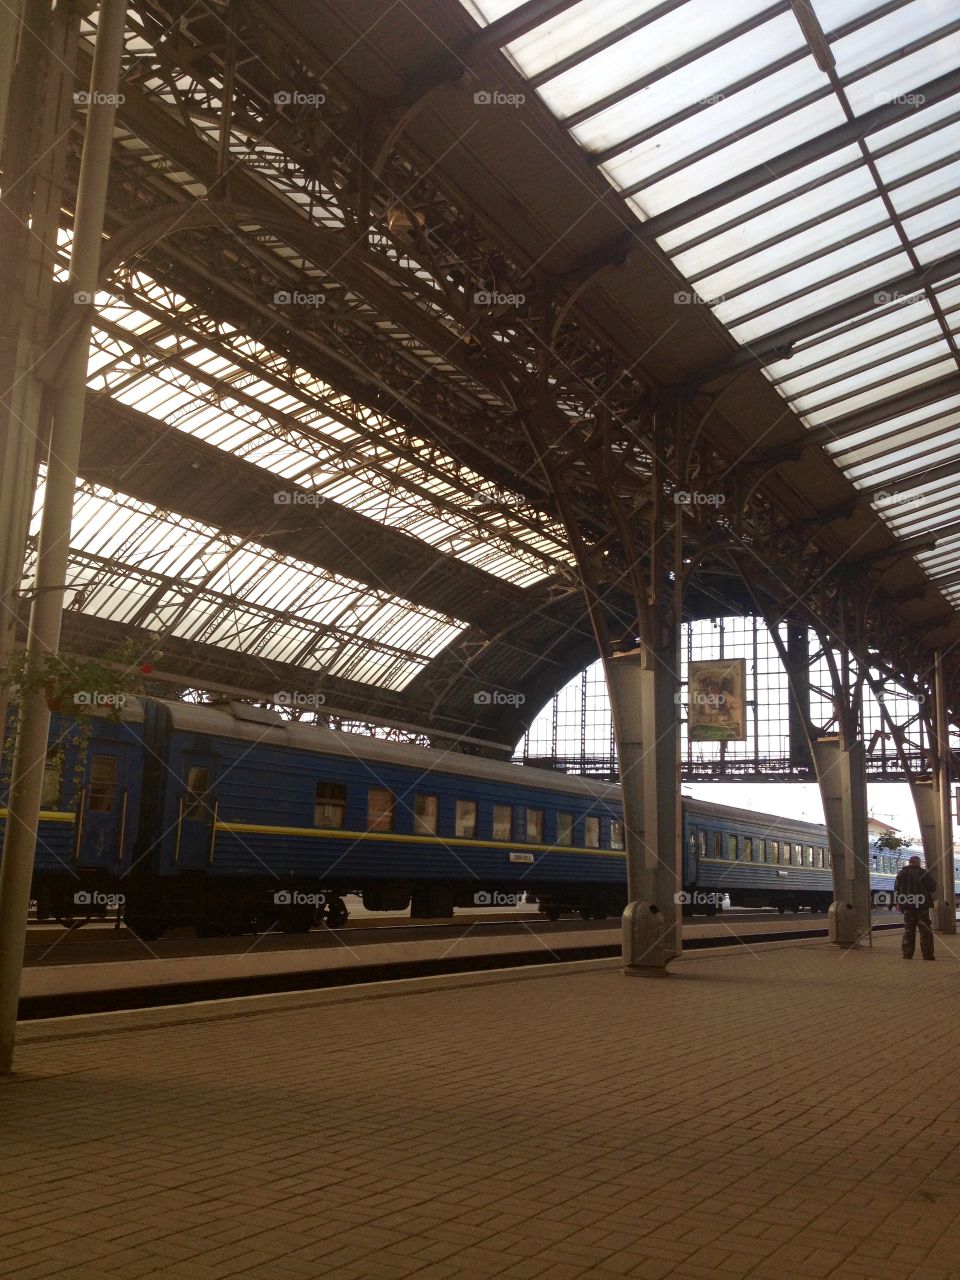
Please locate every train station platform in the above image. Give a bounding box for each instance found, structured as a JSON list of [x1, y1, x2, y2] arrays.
[[2, 930, 958, 1280]]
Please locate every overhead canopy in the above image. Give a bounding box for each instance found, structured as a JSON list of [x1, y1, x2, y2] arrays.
[[459, 0, 960, 605], [10, 0, 958, 747]]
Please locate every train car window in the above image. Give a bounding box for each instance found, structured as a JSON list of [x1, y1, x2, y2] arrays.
[[313, 781, 346, 828], [611, 819, 625, 850], [769, 840, 780, 863], [455, 799, 477, 838], [792, 843, 803, 866], [584, 815, 600, 848], [804, 846, 814, 867], [764, 840, 775, 864], [413, 793, 438, 835], [88, 755, 117, 813], [815, 848, 824, 868], [711, 831, 722, 859], [526, 808, 544, 842], [698, 830, 707, 857], [41, 750, 62, 807], [493, 803, 513, 842], [184, 767, 210, 821], [556, 811, 574, 846], [825, 848, 832, 868], [367, 787, 395, 833], [726, 834, 738, 861], [743, 836, 753, 862]]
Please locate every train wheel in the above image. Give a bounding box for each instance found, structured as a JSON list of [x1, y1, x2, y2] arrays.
[[126, 909, 164, 940], [325, 898, 348, 928]]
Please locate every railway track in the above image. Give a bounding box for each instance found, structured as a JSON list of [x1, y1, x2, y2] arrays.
[[18, 911, 905, 1022]]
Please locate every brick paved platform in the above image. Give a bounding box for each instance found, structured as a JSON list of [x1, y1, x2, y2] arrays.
[[2, 932, 959, 1280]]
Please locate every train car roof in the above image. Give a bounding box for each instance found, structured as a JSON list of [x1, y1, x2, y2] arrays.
[[682, 794, 827, 838], [152, 699, 621, 800], [151, 699, 834, 834]]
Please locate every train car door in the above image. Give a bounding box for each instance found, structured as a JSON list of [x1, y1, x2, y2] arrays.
[[684, 822, 699, 885], [175, 755, 218, 870], [74, 743, 134, 869]]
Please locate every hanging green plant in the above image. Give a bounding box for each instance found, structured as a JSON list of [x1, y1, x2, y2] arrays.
[[0, 643, 149, 807]]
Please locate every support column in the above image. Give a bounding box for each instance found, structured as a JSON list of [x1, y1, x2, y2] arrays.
[[606, 644, 682, 971], [0, 0, 127, 1075], [786, 624, 813, 774], [812, 737, 872, 945], [927, 650, 956, 932]]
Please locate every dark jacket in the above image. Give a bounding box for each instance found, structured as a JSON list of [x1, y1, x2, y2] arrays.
[[893, 864, 937, 910]]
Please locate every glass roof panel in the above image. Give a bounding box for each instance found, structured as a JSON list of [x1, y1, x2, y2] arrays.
[[831, 6, 957, 82], [567, 15, 812, 155], [724, 252, 915, 343], [503, 0, 666, 80], [655, 145, 867, 247], [25, 476, 468, 692], [621, 96, 848, 217], [688, 196, 894, 297], [788, 341, 951, 414], [82, 272, 573, 590], [533, 0, 777, 122]]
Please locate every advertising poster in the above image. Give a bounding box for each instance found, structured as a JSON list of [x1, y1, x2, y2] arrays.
[[687, 659, 746, 742]]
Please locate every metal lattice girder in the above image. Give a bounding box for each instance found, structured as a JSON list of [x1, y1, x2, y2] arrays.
[[8, 0, 957, 743]]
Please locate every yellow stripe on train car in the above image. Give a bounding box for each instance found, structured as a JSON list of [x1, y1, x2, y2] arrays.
[[214, 820, 627, 857], [0, 809, 75, 823]]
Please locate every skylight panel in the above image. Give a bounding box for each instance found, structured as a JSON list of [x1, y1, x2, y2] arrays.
[[503, 0, 666, 80], [26, 478, 468, 692], [622, 95, 847, 217]]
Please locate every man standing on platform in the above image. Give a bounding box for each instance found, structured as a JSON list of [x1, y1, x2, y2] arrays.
[[893, 855, 937, 961]]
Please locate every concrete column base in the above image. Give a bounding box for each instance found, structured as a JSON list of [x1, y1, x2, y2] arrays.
[[827, 901, 860, 947], [622, 900, 669, 975], [932, 901, 957, 933]]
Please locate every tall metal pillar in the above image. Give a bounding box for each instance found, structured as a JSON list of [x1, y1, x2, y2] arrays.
[[0, 0, 77, 762], [921, 650, 957, 933], [786, 624, 813, 774], [749, 604, 872, 947], [0, 0, 127, 1075], [608, 640, 682, 969], [811, 736, 872, 944]]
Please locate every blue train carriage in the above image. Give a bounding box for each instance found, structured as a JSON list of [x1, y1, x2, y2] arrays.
[[124, 699, 627, 938], [683, 796, 903, 914], [0, 698, 145, 921]]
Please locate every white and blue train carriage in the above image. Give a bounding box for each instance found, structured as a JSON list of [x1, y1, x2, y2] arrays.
[[2, 696, 936, 937], [682, 797, 901, 915], [125, 699, 627, 937]]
